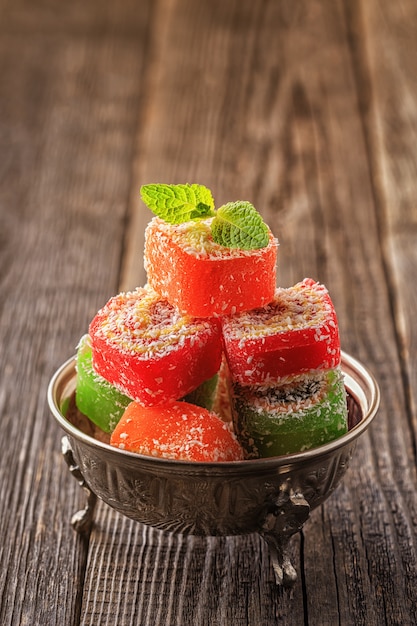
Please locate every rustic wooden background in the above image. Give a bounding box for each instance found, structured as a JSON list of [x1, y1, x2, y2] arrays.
[[1, 0, 417, 624]]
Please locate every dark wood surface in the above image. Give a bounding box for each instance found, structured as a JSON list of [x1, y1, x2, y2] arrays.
[[1, 1, 417, 624]]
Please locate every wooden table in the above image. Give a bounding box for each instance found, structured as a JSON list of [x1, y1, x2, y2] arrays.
[[1, 1, 417, 624]]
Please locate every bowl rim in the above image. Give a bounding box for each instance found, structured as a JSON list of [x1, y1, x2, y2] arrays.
[[47, 351, 380, 470]]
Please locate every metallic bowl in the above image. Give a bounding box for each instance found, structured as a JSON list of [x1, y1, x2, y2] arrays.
[[47, 351, 379, 585]]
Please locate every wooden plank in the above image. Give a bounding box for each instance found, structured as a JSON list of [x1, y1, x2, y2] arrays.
[[0, 0, 146, 35], [279, 0, 417, 621], [343, 2, 417, 622], [353, 0, 417, 428], [0, 7, 151, 623], [80, 502, 304, 626], [114, 0, 417, 624]]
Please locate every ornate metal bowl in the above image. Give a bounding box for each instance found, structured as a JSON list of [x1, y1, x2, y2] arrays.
[[47, 351, 379, 586]]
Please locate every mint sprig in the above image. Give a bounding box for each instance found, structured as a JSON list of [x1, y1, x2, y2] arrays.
[[140, 183, 270, 250], [140, 183, 215, 224], [211, 201, 269, 249]]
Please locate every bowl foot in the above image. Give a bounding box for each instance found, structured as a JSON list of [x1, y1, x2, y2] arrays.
[[259, 486, 310, 586], [62, 436, 97, 533]]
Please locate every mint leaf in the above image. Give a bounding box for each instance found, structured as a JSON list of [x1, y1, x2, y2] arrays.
[[140, 183, 215, 224], [210, 201, 269, 250]]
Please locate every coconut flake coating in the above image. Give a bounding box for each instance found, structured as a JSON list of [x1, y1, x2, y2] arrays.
[[232, 368, 348, 458], [89, 286, 222, 406], [222, 278, 341, 386], [144, 217, 278, 317], [110, 401, 244, 462]]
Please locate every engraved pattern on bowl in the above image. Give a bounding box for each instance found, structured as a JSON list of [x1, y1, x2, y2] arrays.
[[48, 352, 379, 537]]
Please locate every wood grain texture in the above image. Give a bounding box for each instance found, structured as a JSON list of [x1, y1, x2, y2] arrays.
[[120, 0, 417, 624], [356, 0, 417, 430], [2, 0, 417, 624], [79, 503, 306, 626], [0, 2, 152, 624]]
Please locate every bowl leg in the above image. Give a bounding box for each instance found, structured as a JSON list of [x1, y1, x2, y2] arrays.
[[259, 486, 310, 586], [61, 436, 97, 533]]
